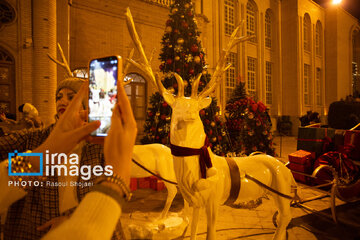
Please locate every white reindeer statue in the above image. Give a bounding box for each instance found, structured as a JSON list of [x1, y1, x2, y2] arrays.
[[125, 8, 297, 240], [131, 144, 187, 219]]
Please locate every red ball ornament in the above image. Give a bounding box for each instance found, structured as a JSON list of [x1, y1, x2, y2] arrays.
[[200, 109, 205, 116], [176, 68, 181, 73], [161, 115, 166, 120], [191, 44, 199, 53], [166, 59, 173, 65], [162, 102, 168, 107], [188, 32, 193, 36], [189, 68, 194, 75], [148, 112, 153, 117], [209, 129, 213, 135], [156, 136, 160, 140]]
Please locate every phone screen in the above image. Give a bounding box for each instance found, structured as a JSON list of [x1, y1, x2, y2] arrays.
[[89, 56, 120, 136]]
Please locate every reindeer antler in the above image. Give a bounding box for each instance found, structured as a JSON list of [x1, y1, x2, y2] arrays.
[[125, 8, 160, 91], [197, 21, 254, 99], [48, 43, 73, 78]]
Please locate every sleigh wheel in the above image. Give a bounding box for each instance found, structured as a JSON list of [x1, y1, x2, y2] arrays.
[[272, 211, 278, 227]]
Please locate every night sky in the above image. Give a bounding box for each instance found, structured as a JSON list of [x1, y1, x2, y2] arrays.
[[313, 0, 360, 20]]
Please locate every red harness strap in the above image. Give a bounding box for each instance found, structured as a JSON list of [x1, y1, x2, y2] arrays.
[[170, 138, 212, 179]]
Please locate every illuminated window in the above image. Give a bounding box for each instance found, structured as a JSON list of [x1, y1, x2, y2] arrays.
[[224, 0, 235, 35], [225, 52, 237, 101], [316, 21, 322, 56], [265, 10, 272, 49], [304, 64, 311, 105], [73, 68, 88, 78], [265, 61, 272, 105], [247, 57, 257, 96], [316, 68, 321, 105], [303, 14, 311, 52], [246, 1, 257, 43]]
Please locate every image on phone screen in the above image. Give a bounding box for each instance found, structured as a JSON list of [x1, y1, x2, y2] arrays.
[[89, 56, 119, 136]]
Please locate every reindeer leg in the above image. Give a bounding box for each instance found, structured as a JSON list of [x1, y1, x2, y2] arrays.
[[190, 207, 200, 240], [272, 181, 292, 240], [205, 196, 218, 240], [159, 183, 177, 219]]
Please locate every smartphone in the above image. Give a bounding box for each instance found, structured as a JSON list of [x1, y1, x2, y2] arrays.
[[88, 55, 122, 137]]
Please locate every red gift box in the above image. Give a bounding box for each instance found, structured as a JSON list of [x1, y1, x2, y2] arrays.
[[344, 129, 360, 161], [130, 178, 137, 191], [149, 176, 165, 191], [287, 150, 314, 184], [138, 177, 151, 189]]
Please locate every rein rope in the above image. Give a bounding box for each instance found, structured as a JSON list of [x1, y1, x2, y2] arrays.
[[131, 159, 178, 185]]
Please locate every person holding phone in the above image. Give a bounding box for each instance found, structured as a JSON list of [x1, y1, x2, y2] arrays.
[[39, 77, 137, 240], [0, 76, 127, 239]]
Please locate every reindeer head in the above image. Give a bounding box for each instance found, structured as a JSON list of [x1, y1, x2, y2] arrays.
[[124, 7, 253, 146]]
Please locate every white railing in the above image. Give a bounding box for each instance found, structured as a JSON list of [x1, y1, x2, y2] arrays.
[[143, 0, 174, 7]]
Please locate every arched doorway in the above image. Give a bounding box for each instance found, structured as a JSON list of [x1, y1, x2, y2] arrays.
[[124, 73, 147, 143], [0, 47, 15, 119]]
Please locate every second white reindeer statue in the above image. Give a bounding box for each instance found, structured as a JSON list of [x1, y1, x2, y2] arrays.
[[125, 7, 297, 240]]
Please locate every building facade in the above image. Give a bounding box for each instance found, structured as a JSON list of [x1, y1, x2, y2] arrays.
[[1, 0, 359, 137]]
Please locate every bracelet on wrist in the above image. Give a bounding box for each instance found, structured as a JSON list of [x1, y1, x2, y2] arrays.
[[95, 174, 132, 201]]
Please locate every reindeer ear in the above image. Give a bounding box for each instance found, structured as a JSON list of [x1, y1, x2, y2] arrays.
[[199, 97, 212, 109], [163, 91, 175, 106]]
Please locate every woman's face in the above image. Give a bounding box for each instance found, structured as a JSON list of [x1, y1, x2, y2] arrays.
[[56, 88, 76, 116]]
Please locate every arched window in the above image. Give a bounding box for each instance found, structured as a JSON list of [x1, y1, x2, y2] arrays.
[[265, 10, 272, 49], [246, 0, 257, 43], [315, 21, 322, 56], [303, 14, 311, 52], [224, 0, 235, 35], [0, 1, 16, 30], [124, 73, 146, 121], [0, 46, 15, 116]]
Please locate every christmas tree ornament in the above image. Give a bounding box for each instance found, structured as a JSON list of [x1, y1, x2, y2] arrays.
[[189, 68, 194, 75], [248, 112, 254, 119], [181, 15, 184, 18], [166, 59, 173, 65], [194, 56, 201, 63], [184, 3, 190, 8], [175, 56, 180, 61], [191, 44, 199, 52], [165, 26, 172, 33], [177, 38, 184, 44], [211, 121, 216, 127]]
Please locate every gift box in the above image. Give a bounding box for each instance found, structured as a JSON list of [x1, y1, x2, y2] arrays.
[[130, 178, 138, 191], [344, 129, 360, 161], [287, 150, 314, 184], [297, 127, 335, 157], [149, 176, 165, 191], [138, 177, 151, 189]]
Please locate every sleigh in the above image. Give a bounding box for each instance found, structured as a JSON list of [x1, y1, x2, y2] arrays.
[[286, 153, 360, 225]]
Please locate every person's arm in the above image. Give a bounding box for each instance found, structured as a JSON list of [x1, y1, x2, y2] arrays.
[[40, 78, 137, 240], [41, 191, 121, 240]]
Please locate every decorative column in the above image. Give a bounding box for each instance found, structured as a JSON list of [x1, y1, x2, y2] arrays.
[[32, 0, 57, 126]]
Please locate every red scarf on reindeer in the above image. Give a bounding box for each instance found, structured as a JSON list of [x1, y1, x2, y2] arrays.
[[170, 138, 212, 179]]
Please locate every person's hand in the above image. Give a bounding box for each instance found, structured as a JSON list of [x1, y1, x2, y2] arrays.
[[104, 82, 137, 185], [36, 81, 100, 155]]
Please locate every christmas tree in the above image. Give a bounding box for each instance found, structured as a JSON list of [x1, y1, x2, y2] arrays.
[[225, 81, 275, 156], [141, 0, 232, 156]]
